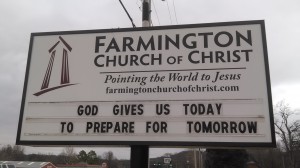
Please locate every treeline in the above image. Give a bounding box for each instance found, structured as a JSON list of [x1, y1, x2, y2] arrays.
[[0, 145, 65, 164], [0, 145, 126, 167], [0, 145, 299, 168], [148, 147, 300, 168]]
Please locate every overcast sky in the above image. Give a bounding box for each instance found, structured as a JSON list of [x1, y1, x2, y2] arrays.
[[0, 0, 300, 159]]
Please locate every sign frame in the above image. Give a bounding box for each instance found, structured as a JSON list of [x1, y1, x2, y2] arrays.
[[16, 20, 276, 147]]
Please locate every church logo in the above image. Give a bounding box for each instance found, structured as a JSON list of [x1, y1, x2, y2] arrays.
[[34, 36, 77, 96]]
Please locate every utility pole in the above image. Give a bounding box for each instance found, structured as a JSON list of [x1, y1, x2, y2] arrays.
[[142, 0, 151, 27], [130, 2, 151, 168]]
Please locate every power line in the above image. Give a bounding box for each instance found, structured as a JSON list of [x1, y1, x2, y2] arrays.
[[172, 0, 178, 24], [152, 0, 161, 26], [166, 0, 173, 24], [118, 0, 136, 28]]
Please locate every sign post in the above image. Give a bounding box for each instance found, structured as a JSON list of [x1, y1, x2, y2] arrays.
[[130, 1, 152, 167], [17, 20, 275, 166]]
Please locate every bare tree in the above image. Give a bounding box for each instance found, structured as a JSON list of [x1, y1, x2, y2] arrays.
[[60, 147, 78, 164], [102, 151, 118, 168], [274, 101, 300, 168], [0, 145, 25, 160], [102, 151, 116, 161]]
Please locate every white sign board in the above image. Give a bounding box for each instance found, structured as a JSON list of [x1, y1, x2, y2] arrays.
[[164, 158, 172, 164], [17, 20, 275, 147]]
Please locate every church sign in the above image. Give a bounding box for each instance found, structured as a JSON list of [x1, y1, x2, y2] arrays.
[[16, 20, 275, 147]]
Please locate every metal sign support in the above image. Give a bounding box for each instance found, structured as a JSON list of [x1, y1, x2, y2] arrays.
[[130, 1, 151, 167], [130, 145, 149, 168]]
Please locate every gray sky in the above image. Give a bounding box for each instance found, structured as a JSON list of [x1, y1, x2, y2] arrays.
[[0, 0, 300, 159]]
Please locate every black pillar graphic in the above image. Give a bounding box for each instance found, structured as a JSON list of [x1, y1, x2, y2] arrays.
[[61, 49, 70, 84], [41, 50, 56, 90]]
